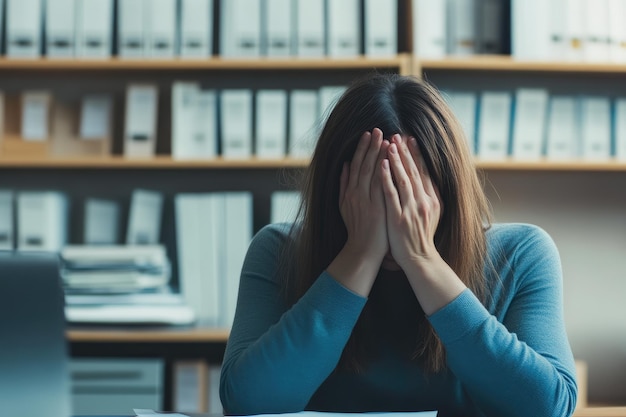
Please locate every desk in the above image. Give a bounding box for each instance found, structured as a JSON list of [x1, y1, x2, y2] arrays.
[[574, 407, 626, 416], [68, 326, 229, 411]]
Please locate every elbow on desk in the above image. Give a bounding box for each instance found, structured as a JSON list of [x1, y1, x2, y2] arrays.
[[220, 363, 308, 415]]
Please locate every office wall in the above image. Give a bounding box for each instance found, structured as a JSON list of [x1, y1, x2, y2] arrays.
[[484, 170, 626, 404]]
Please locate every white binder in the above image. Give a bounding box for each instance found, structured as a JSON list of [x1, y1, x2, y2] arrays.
[[220, 90, 253, 158], [45, 0, 76, 58], [0, 191, 14, 250], [84, 198, 120, 245], [289, 90, 319, 158], [477, 91, 512, 160], [608, 0, 626, 62], [6, 0, 42, 58], [615, 98, 626, 161], [180, 0, 213, 57], [412, 0, 446, 58], [171, 87, 218, 159], [327, 0, 360, 57], [565, 0, 585, 61], [584, 0, 610, 62], [124, 84, 159, 158], [79, 95, 113, 140], [118, 0, 146, 58], [21, 91, 51, 142], [126, 189, 164, 245], [476, 0, 504, 54], [446, 91, 477, 155], [295, 0, 325, 57], [545, 96, 579, 160], [511, 88, 549, 160], [76, 0, 113, 58], [221, 0, 262, 57], [265, 0, 293, 56], [364, 0, 397, 57], [200, 193, 223, 326], [318, 85, 347, 126], [255, 90, 287, 159], [580, 97, 611, 160], [447, 0, 476, 56], [17, 191, 68, 252], [146, 0, 177, 57]]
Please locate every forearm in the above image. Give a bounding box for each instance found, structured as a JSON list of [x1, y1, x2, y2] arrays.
[[220, 273, 366, 415], [429, 290, 577, 417]]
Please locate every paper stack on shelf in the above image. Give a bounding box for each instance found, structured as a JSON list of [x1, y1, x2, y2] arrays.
[[62, 245, 195, 325]]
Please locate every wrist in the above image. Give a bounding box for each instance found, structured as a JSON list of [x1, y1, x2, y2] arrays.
[[327, 245, 382, 297]]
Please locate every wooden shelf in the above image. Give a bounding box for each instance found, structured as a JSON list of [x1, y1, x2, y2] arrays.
[[2, 156, 626, 172], [474, 159, 626, 172], [574, 407, 626, 417], [419, 55, 626, 74], [0, 156, 310, 169], [67, 326, 230, 343], [0, 55, 411, 72]]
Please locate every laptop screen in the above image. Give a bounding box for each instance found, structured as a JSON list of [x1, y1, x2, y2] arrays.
[[0, 252, 72, 417]]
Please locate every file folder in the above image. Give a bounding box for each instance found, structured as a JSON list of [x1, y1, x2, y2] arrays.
[[220, 90, 253, 158], [295, 0, 325, 56], [146, 0, 177, 57], [118, 0, 146, 58], [6, 0, 43, 58], [364, 0, 397, 57], [412, 0, 446, 58], [0, 191, 14, 250], [46, 0, 76, 58], [580, 97, 611, 160], [289, 90, 319, 158], [477, 91, 512, 160], [124, 84, 159, 158], [126, 189, 164, 245], [511, 88, 549, 160], [84, 198, 120, 245], [546, 96, 579, 160], [327, 0, 360, 57], [180, 0, 213, 57], [265, 0, 293, 56], [76, 0, 113, 58], [256, 90, 287, 158], [17, 191, 68, 252], [221, 0, 262, 57], [21, 91, 51, 142]]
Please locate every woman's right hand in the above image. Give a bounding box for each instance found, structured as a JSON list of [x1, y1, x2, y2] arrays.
[[327, 128, 389, 297]]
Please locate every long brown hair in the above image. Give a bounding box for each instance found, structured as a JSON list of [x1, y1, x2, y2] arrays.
[[282, 73, 492, 373]]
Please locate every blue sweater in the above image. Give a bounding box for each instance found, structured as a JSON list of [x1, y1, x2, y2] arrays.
[[220, 223, 577, 417]]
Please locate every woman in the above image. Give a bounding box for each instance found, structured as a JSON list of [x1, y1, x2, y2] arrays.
[[220, 74, 577, 417]]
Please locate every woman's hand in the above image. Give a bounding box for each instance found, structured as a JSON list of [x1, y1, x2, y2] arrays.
[[327, 128, 389, 297], [380, 135, 465, 314], [381, 135, 441, 270]]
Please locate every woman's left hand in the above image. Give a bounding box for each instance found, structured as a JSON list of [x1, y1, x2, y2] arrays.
[[380, 135, 442, 273]]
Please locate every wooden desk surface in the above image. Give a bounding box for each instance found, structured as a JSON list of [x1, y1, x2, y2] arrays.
[[67, 326, 229, 343], [574, 407, 626, 416]]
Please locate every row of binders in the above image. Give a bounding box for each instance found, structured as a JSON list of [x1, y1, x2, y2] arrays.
[[0, 0, 398, 59], [444, 89, 626, 161], [175, 190, 301, 328], [0, 189, 163, 251], [513, 0, 626, 62], [172, 83, 346, 160], [412, 0, 508, 58], [0, 84, 345, 159]]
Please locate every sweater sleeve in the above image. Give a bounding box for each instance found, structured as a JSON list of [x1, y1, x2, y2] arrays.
[[428, 225, 578, 417], [219, 224, 367, 415]]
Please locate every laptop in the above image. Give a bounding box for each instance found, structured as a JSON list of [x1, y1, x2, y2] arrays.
[[0, 251, 72, 417]]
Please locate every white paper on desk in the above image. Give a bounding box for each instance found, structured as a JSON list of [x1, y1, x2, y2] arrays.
[[134, 409, 189, 416], [133, 411, 438, 417]]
